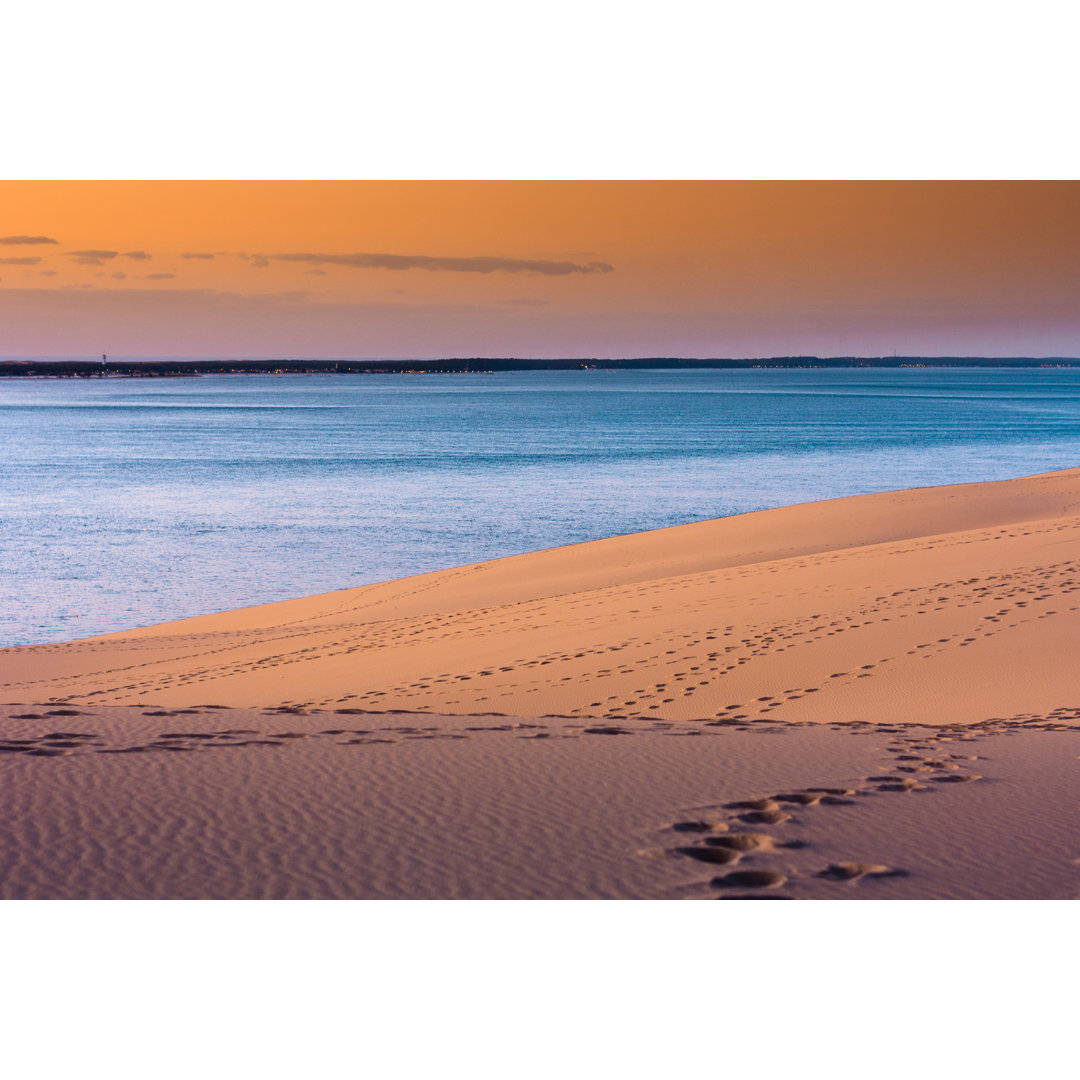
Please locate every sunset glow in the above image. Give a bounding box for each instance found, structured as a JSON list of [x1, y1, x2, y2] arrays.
[[2, 181, 1078, 357]]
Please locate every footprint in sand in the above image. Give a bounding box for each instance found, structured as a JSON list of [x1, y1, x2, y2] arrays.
[[671, 820, 729, 834], [819, 863, 900, 883], [740, 809, 793, 824], [712, 870, 789, 889], [703, 833, 776, 853], [875, 779, 927, 792], [774, 791, 824, 805], [726, 798, 780, 811], [676, 846, 742, 865]]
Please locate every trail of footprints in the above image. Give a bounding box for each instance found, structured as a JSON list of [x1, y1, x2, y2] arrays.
[[654, 712, 1080, 899], [0, 705, 655, 756], [4, 702, 1079, 766], [320, 553, 1078, 718]]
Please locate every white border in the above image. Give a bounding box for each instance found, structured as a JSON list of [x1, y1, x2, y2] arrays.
[[4, 900, 1076, 1079], [2, 1, 1078, 179]]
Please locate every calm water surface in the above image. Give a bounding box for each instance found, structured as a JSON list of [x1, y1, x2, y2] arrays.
[[2, 368, 1079, 645]]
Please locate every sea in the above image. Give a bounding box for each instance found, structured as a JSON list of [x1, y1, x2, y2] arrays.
[[3, 366, 1080, 646]]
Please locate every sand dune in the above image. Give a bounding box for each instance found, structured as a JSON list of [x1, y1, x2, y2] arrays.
[[3, 468, 1080, 899], [5, 467, 1080, 725]]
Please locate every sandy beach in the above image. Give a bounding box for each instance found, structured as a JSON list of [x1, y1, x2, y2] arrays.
[[3, 467, 1080, 899]]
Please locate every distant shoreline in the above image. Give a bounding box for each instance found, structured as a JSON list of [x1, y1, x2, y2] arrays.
[[3, 356, 1080, 378]]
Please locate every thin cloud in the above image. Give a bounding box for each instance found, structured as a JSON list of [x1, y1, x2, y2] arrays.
[[181, 252, 215, 260], [0, 235, 58, 245], [145, 272, 176, 280], [39, 269, 58, 277], [68, 249, 119, 259], [251, 255, 269, 268], [271, 252, 615, 275], [112, 271, 127, 281], [303, 269, 327, 276], [72, 257, 104, 265], [0, 256, 41, 265], [122, 251, 152, 260]]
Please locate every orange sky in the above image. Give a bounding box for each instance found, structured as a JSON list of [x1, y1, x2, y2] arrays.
[[1, 181, 1078, 357]]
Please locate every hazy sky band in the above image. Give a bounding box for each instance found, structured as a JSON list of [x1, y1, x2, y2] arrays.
[[0, 181, 1077, 357]]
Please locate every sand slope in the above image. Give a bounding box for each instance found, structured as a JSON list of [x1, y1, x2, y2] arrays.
[[4, 469, 1080, 899], [4, 467, 1080, 726]]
